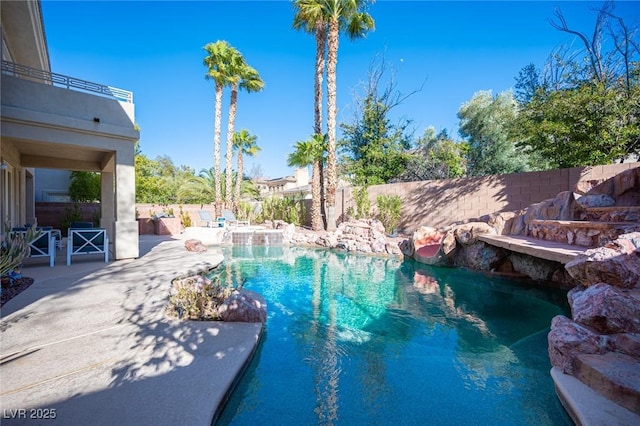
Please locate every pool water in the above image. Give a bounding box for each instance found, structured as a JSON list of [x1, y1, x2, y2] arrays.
[[212, 246, 572, 425]]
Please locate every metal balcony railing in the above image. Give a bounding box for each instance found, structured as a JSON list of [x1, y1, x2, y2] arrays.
[[1, 60, 133, 103]]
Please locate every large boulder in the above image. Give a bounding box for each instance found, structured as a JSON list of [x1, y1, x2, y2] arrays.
[[548, 315, 607, 375], [569, 283, 640, 334], [565, 232, 640, 288], [218, 290, 267, 324]]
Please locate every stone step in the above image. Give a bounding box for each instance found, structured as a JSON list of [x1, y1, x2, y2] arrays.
[[580, 206, 640, 222], [530, 219, 640, 247], [551, 367, 640, 426], [574, 352, 640, 416], [477, 234, 589, 264]]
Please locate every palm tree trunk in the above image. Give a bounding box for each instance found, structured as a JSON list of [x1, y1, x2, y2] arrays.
[[311, 160, 322, 230], [225, 83, 238, 210], [235, 149, 243, 212], [325, 19, 339, 231], [313, 23, 327, 232], [214, 83, 223, 215], [314, 24, 326, 136]]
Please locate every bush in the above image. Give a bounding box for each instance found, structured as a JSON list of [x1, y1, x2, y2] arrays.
[[1, 223, 41, 277], [257, 196, 305, 226], [166, 272, 237, 320], [353, 187, 371, 219], [376, 195, 402, 235], [179, 205, 192, 228]]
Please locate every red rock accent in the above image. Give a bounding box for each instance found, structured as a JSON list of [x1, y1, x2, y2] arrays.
[[565, 232, 640, 288], [184, 239, 207, 252], [569, 283, 640, 334], [218, 290, 267, 324], [548, 315, 607, 375]]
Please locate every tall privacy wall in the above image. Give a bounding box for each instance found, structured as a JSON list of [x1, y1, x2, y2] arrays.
[[336, 162, 640, 233]]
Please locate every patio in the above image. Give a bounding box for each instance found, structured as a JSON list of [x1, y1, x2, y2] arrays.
[[0, 235, 262, 425]]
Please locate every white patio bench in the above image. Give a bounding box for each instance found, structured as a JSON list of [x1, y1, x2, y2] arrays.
[[67, 228, 109, 265]]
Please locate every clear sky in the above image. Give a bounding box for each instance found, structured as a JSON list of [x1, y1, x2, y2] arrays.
[[40, 0, 639, 179]]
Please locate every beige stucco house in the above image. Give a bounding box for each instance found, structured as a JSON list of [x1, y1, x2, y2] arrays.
[[1, 0, 140, 259]]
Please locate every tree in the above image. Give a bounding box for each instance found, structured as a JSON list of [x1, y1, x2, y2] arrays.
[[69, 171, 100, 202], [225, 60, 264, 210], [135, 147, 195, 203], [233, 129, 261, 209], [292, 0, 327, 139], [513, 1, 640, 166], [204, 41, 241, 214], [515, 80, 638, 167], [402, 127, 468, 181], [288, 134, 326, 231], [458, 90, 531, 176], [178, 168, 259, 204], [294, 0, 375, 230], [514, 63, 541, 105], [339, 53, 417, 186], [293, 0, 329, 230]]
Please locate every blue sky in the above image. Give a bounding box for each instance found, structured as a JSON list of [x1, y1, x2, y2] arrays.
[[41, 1, 639, 179]]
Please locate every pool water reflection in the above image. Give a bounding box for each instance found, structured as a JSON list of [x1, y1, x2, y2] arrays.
[[213, 246, 572, 425]]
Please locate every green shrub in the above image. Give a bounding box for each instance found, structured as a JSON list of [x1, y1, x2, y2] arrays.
[[179, 205, 192, 228], [257, 196, 305, 226], [353, 186, 371, 219], [237, 201, 254, 222], [1, 223, 41, 277], [376, 194, 402, 235]]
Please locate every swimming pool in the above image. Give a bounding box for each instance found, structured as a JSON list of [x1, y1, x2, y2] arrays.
[[212, 246, 572, 425]]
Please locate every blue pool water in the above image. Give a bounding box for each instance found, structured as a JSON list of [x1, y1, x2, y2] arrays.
[[212, 246, 572, 425]]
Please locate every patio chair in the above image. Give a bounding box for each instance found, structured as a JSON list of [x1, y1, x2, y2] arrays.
[[198, 210, 216, 227], [222, 209, 250, 227], [67, 227, 109, 265], [12, 227, 55, 267]]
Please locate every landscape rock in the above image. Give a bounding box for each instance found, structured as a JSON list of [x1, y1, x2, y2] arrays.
[[565, 233, 640, 288], [453, 222, 495, 245], [569, 283, 640, 334], [605, 333, 640, 358], [184, 239, 207, 252], [458, 241, 504, 271], [548, 315, 607, 375], [218, 290, 267, 324], [575, 194, 616, 208], [509, 252, 558, 281]]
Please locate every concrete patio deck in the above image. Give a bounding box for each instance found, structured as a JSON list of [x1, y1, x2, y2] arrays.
[[0, 235, 262, 425]]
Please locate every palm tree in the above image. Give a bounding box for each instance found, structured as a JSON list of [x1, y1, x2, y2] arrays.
[[292, 0, 375, 230], [233, 129, 261, 209], [225, 61, 265, 210], [287, 134, 325, 231], [203, 41, 241, 215], [178, 167, 259, 204], [293, 0, 327, 138]]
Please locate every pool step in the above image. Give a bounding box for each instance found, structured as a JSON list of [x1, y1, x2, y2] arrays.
[[573, 352, 640, 416], [477, 234, 589, 264], [530, 219, 640, 247]]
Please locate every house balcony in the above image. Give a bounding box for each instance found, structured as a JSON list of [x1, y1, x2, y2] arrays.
[[1, 59, 138, 171]]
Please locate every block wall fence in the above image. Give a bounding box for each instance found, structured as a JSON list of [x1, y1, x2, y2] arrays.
[[336, 162, 639, 233], [34, 162, 638, 234]]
